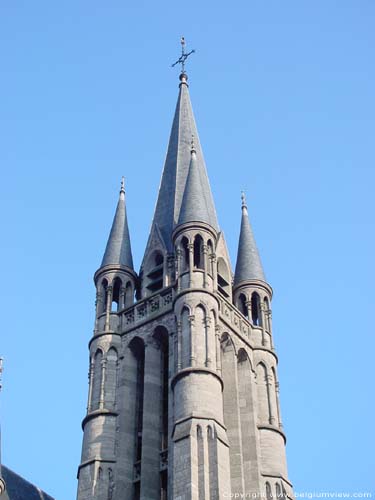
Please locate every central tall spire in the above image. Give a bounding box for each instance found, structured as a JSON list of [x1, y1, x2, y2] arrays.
[[149, 72, 219, 250]]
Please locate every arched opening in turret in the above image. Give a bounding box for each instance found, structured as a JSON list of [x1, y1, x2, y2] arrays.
[[193, 234, 204, 269], [153, 326, 169, 499], [251, 292, 262, 326], [105, 347, 118, 409], [101, 279, 108, 314], [91, 349, 103, 411], [153, 326, 169, 452], [180, 236, 190, 272], [217, 258, 230, 298], [111, 277, 122, 311], [146, 251, 164, 293], [128, 337, 145, 465], [238, 293, 248, 319]]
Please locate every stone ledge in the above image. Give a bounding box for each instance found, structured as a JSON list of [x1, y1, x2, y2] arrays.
[[77, 457, 116, 476], [171, 366, 223, 390], [261, 472, 293, 489], [258, 424, 286, 444], [89, 330, 121, 348], [81, 409, 118, 430]]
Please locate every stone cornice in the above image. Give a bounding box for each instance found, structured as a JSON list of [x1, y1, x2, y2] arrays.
[[81, 409, 118, 430], [171, 367, 223, 391], [258, 424, 286, 444]]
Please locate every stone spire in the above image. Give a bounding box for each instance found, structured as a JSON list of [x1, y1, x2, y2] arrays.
[[101, 177, 134, 269], [149, 72, 219, 250], [178, 137, 214, 227], [234, 192, 266, 285]]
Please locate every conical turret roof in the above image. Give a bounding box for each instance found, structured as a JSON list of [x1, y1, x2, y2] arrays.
[[101, 178, 134, 269], [150, 73, 219, 249], [178, 140, 214, 227], [234, 193, 265, 285]]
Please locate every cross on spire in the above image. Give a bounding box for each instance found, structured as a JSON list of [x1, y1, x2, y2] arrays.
[[171, 36, 195, 74]]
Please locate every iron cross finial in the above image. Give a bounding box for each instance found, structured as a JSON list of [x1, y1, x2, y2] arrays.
[[171, 36, 195, 74]]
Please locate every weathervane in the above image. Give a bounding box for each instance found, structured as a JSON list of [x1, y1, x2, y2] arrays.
[[171, 36, 195, 74]]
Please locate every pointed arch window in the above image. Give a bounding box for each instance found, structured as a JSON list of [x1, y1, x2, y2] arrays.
[[105, 347, 118, 409], [180, 236, 189, 272], [111, 277, 122, 312], [193, 234, 204, 269], [91, 349, 103, 410], [238, 293, 248, 319], [251, 292, 262, 326], [128, 338, 145, 463]]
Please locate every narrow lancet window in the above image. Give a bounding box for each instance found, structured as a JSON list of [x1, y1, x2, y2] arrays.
[[193, 234, 204, 269], [111, 277, 122, 312], [251, 292, 262, 326], [238, 293, 248, 318]]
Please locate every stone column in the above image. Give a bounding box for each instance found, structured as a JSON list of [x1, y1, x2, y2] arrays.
[[266, 374, 276, 425], [212, 255, 217, 292], [105, 286, 113, 332], [188, 243, 194, 288], [260, 301, 267, 347], [245, 299, 252, 323], [140, 340, 162, 500], [175, 248, 181, 292], [119, 286, 126, 310], [203, 244, 208, 288], [215, 325, 222, 375], [99, 358, 107, 410], [189, 314, 196, 367], [87, 358, 94, 413], [205, 316, 213, 369], [276, 381, 283, 429], [268, 310, 274, 348], [177, 320, 182, 371], [94, 291, 102, 333]]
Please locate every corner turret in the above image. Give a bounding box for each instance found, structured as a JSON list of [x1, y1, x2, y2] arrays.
[[233, 193, 273, 348], [94, 178, 137, 334]]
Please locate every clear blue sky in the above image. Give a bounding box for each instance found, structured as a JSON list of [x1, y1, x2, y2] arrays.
[[1, 1, 374, 499]]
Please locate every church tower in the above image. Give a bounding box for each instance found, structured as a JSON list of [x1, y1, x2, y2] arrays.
[[77, 59, 294, 500]]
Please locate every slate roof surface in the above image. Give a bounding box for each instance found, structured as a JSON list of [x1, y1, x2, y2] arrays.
[[234, 200, 266, 284], [150, 74, 219, 250], [101, 186, 134, 269], [1, 466, 55, 500], [178, 147, 213, 227]]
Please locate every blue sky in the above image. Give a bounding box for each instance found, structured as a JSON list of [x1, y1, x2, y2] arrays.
[[0, 1, 374, 498]]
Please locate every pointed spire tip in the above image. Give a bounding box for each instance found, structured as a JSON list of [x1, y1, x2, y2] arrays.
[[120, 176, 125, 194], [241, 191, 247, 209]]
